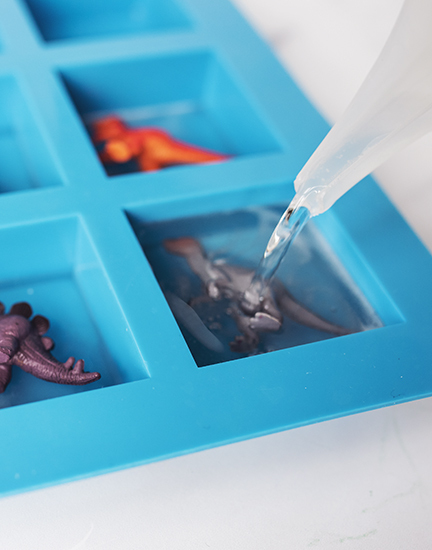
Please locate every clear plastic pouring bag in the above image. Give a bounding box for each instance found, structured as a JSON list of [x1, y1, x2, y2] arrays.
[[291, 0, 432, 217]]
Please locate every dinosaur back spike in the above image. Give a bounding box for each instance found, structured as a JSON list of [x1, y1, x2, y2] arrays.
[[164, 237, 203, 258], [31, 314, 50, 335], [10, 302, 32, 318]]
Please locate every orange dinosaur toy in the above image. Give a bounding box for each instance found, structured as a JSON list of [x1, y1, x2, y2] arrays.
[[91, 116, 230, 172]]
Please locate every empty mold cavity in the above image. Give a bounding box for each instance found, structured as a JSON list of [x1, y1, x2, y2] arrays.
[[0, 77, 62, 193], [22, 0, 191, 42], [61, 51, 281, 176], [0, 217, 147, 409], [128, 204, 402, 367]]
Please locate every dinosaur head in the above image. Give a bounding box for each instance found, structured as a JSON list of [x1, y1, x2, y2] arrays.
[[163, 237, 204, 259], [92, 116, 128, 142]]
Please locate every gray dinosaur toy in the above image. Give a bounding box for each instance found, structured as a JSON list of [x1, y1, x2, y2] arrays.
[[164, 237, 352, 353], [0, 301, 101, 393]]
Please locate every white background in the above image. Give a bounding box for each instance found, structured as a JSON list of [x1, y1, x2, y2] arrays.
[[2, 1, 432, 548]]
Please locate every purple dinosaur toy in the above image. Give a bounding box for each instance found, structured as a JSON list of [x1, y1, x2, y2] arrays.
[[0, 301, 101, 393]]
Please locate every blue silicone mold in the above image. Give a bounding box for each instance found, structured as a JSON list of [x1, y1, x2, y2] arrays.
[[0, 0, 431, 496]]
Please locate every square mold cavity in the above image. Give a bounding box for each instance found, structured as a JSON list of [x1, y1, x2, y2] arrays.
[[60, 51, 281, 176], [22, 0, 191, 43], [127, 204, 402, 367], [0, 77, 62, 194], [0, 217, 147, 409]]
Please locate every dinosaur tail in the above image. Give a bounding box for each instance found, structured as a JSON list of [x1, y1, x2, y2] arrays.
[[14, 340, 101, 386], [273, 281, 353, 336]]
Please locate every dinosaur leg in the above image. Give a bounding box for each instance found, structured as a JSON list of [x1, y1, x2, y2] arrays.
[[0, 363, 12, 393], [228, 306, 260, 353], [0, 335, 18, 364], [137, 151, 161, 172]]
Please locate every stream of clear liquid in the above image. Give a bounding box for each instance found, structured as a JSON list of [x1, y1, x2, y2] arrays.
[[241, 203, 311, 314]]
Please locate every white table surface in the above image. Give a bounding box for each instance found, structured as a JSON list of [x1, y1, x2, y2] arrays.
[[2, 1, 432, 548]]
